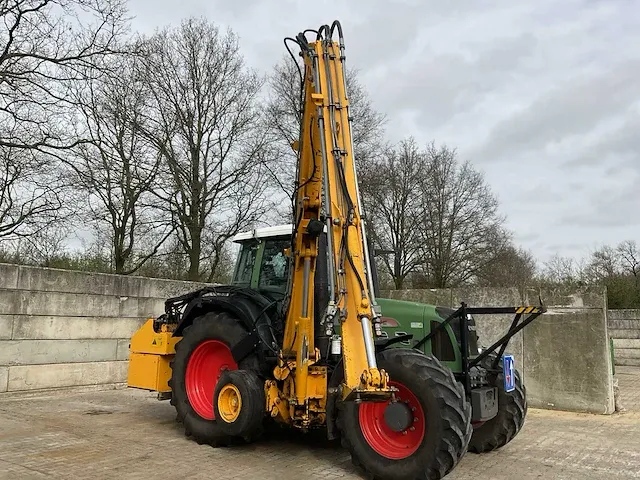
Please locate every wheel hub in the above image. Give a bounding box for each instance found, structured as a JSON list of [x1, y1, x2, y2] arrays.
[[217, 383, 242, 423], [383, 401, 413, 432], [359, 380, 426, 460]]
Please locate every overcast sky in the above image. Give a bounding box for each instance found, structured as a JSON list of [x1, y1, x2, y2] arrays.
[[127, 0, 639, 264]]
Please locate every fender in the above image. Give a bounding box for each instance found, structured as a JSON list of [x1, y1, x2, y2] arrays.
[[170, 287, 280, 366], [174, 295, 256, 336]]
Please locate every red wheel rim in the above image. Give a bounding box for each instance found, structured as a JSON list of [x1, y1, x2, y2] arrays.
[[185, 340, 237, 420], [359, 381, 426, 460]]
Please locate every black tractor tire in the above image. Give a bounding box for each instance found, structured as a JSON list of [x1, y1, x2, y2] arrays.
[[213, 369, 266, 441], [336, 348, 472, 480], [169, 310, 260, 447], [468, 353, 527, 454]]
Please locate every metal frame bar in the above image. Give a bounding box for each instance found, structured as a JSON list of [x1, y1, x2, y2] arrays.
[[468, 310, 544, 369], [491, 313, 521, 370], [413, 303, 546, 394]]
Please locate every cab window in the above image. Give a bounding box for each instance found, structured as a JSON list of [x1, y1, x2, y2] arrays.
[[233, 242, 258, 285], [259, 239, 290, 288]]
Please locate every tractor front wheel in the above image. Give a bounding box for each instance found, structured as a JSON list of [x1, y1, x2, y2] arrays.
[[168, 310, 260, 447], [337, 349, 472, 480]]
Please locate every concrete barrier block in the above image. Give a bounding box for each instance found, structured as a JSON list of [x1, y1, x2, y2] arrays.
[[0, 290, 23, 315], [613, 339, 640, 350], [112, 275, 143, 297], [138, 277, 210, 299], [16, 265, 142, 297], [21, 291, 139, 318], [615, 348, 640, 359], [11, 316, 147, 340], [607, 309, 640, 320], [609, 329, 640, 339], [7, 360, 128, 391], [609, 319, 640, 330], [116, 339, 130, 361], [0, 366, 7, 392], [380, 289, 453, 307], [538, 286, 606, 309], [0, 339, 119, 365], [0, 264, 19, 289], [524, 310, 614, 414], [135, 297, 165, 318], [451, 287, 524, 308], [616, 357, 640, 367], [0, 315, 13, 339]]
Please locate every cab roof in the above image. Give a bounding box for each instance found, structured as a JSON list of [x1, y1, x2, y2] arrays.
[[232, 224, 293, 243]]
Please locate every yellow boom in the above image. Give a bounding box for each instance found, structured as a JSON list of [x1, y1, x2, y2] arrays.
[[275, 23, 392, 428]]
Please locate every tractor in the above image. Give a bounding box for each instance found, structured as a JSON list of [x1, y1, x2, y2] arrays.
[[127, 21, 544, 480]]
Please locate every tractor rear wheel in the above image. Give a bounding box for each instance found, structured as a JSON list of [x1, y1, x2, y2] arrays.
[[168, 310, 260, 447], [337, 348, 472, 480], [468, 353, 527, 453]]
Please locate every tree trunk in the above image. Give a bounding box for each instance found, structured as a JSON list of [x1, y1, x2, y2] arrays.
[[188, 228, 202, 281]]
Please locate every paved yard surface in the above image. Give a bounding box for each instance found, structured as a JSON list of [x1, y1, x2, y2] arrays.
[[1, 369, 639, 480]]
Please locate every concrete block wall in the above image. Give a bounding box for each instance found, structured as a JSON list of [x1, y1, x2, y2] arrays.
[[0, 262, 616, 417], [382, 286, 615, 415], [608, 309, 640, 366], [0, 263, 209, 394]]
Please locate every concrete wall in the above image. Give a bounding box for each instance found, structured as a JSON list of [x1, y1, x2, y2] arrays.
[[0, 262, 616, 416], [608, 309, 640, 366], [382, 286, 615, 415], [0, 263, 209, 394]]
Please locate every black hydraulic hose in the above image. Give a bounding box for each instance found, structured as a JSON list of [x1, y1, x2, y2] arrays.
[[250, 299, 280, 354], [317, 24, 331, 41], [284, 37, 303, 87], [330, 20, 343, 41]]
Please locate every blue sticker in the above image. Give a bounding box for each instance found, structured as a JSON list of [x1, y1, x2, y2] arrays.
[[503, 354, 515, 393]]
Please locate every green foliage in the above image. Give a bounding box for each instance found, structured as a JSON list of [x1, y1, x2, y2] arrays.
[[602, 275, 640, 309]]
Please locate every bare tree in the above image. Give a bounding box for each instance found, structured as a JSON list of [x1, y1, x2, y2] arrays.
[[0, 0, 130, 150], [360, 137, 425, 289], [476, 245, 537, 288], [540, 254, 583, 285], [16, 221, 71, 266], [67, 51, 172, 274], [141, 18, 273, 281], [415, 142, 510, 288], [618, 240, 639, 286], [538, 241, 640, 308], [582, 245, 619, 283], [264, 53, 387, 216], [0, 139, 65, 239]]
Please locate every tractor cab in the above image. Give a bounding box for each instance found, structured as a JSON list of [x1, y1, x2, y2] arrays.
[[230, 225, 292, 296]]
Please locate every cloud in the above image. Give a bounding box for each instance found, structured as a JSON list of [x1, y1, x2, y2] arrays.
[[126, 0, 640, 263], [472, 61, 640, 164]]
